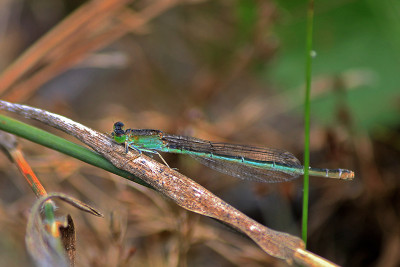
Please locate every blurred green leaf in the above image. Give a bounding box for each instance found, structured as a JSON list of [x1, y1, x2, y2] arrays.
[[235, 0, 257, 43], [269, 0, 400, 130]]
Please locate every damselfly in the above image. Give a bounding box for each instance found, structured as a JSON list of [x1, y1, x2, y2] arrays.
[[112, 122, 354, 183]]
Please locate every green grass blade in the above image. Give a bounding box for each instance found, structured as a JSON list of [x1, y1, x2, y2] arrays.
[[302, 0, 315, 246], [0, 114, 151, 188]]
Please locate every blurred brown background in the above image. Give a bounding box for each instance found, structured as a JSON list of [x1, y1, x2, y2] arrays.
[[0, 0, 399, 266]]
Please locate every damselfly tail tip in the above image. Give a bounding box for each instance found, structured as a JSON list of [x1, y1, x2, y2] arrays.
[[341, 169, 355, 180]]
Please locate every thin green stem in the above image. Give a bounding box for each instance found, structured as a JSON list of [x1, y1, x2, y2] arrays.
[[0, 114, 152, 188], [302, 0, 315, 246], [44, 201, 56, 224]]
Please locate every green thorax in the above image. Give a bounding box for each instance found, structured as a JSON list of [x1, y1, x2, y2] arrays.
[[125, 129, 165, 150]]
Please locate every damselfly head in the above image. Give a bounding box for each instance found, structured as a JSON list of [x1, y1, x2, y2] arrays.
[[112, 122, 127, 144], [112, 127, 127, 143], [113, 121, 125, 130]]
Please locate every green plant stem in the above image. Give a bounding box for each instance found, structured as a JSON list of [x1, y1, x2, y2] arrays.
[[0, 114, 151, 188], [44, 201, 56, 224], [302, 0, 315, 246]]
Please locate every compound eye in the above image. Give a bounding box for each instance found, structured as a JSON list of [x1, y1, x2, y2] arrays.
[[114, 121, 124, 130]]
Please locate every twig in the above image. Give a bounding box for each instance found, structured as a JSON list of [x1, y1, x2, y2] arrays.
[[0, 99, 338, 266]]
